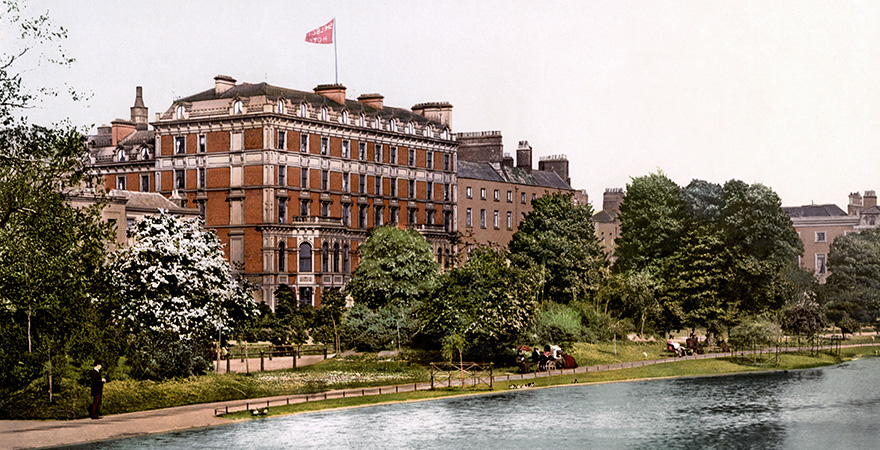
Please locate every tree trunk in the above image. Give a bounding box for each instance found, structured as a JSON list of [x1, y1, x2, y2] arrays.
[[47, 342, 53, 403], [28, 305, 32, 353]]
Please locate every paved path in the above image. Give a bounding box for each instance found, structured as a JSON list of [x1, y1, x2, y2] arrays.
[[2, 344, 876, 450]]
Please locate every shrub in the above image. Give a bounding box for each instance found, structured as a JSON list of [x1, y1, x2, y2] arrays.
[[729, 318, 781, 349], [531, 303, 583, 346]]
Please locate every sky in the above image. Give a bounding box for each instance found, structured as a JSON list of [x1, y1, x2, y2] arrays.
[[11, 0, 880, 209]]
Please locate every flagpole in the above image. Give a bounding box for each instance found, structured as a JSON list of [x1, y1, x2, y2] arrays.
[[333, 18, 338, 84]]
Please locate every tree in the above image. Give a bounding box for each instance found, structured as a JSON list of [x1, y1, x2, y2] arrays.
[[780, 299, 826, 340], [346, 225, 438, 309], [421, 247, 537, 359], [822, 229, 880, 327], [108, 212, 258, 379], [509, 192, 607, 304]]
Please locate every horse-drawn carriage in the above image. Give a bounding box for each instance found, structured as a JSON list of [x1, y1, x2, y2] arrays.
[[516, 345, 578, 373]]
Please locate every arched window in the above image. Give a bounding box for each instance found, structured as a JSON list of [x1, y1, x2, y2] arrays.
[[441, 128, 449, 140], [333, 243, 340, 272], [300, 103, 308, 118], [277, 99, 285, 114], [341, 110, 349, 124], [407, 122, 414, 134], [233, 100, 243, 114], [374, 116, 381, 129], [343, 244, 350, 274], [117, 148, 126, 162], [424, 125, 432, 138], [321, 242, 330, 273], [389, 118, 397, 132], [359, 113, 365, 127], [140, 147, 150, 160], [175, 104, 185, 120], [299, 242, 312, 273], [321, 107, 328, 121], [278, 241, 286, 272]]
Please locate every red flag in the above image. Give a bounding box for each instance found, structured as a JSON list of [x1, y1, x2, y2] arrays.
[[305, 19, 334, 44]]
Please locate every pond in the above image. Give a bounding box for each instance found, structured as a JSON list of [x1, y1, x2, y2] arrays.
[[59, 357, 880, 449]]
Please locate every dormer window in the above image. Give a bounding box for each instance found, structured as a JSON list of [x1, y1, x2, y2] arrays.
[[175, 104, 185, 120], [140, 147, 150, 160], [277, 99, 285, 114], [441, 128, 449, 140], [341, 110, 349, 124], [389, 118, 397, 132], [407, 122, 414, 134], [233, 100, 243, 114], [117, 148, 126, 162], [300, 103, 308, 118], [424, 125, 432, 138], [374, 117, 381, 129], [321, 107, 328, 121], [359, 113, 365, 127]]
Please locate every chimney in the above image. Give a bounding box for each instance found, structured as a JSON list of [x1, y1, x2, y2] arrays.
[[516, 141, 532, 171], [848, 192, 864, 216], [603, 188, 625, 214], [357, 93, 384, 110], [130, 86, 148, 131], [214, 75, 236, 95], [314, 84, 347, 105], [501, 153, 514, 168], [411, 102, 453, 128], [111, 119, 136, 146], [538, 155, 571, 186], [865, 190, 877, 209]]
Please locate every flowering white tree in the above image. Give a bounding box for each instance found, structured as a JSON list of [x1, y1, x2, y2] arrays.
[[109, 212, 258, 341]]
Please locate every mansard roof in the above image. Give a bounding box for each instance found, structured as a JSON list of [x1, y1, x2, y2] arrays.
[[177, 82, 441, 127], [783, 204, 847, 218], [458, 160, 572, 191]]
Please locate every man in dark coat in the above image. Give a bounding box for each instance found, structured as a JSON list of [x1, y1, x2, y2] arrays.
[[89, 363, 105, 419]]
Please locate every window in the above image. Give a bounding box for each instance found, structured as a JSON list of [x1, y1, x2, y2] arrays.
[[389, 146, 397, 164], [278, 241, 286, 272], [300, 103, 308, 117], [466, 187, 472, 199], [390, 177, 397, 196], [333, 243, 340, 272], [342, 204, 351, 226], [198, 201, 206, 220], [342, 140, 350, 158], [277, 99, 285, 114], [342, 172, 349, 192], [341, 110, 349, 124], [198, 168, 206, 189], [359, 174, 366, 194], [532, 193, 537, 202], [322, 243, 330, 273], [176, 104, 185, 119], [374, 206, 384, 226], [374, 143, 382, 162], [359, 205, 368, 229], [480, 188, 487, 200], [298, 287, 313, 307], [359, 113, 365, 127], [299, 243, 313, 273], [426, 209, 435, 225], [278, 199, 287, 223], [233, 100, 243, 114], [375, 176, 382, 195], [408, 208, 417, 225], [116, 175, 126, 190], [175, 169, 185, 190], [319, 170, 327, 190], [426, 151, 433, 169], [343, 244, 350, 273], [300, 168, 309, 189], [507, 191, 513, 202], [507, 211, 513, 230], [521, 192, 526, 204], [816, 253, 827, 274], [198, 134, 206, 153], [140, 147, 150, 160], [407, 122, 414, 134], [815, 232, 827, 243], [117, 149, 126, 162], [494, 210, 499, 229], [321, 107, 328, 121], [175, 136, 185, 154], [443, 154, 450, 171], [300, 199, 310, 216], [358, 142, 366, 160], [320, 137, 329, 155], [494, 190, 500, 202], [466, 208, 472, 227], [427, 181, 433, 200], [321, 201, 330, 217], [390, 207, 399, 225], [300, 134, 309, 152], [389, 118, 397, 132], [425, 125, 432, 138], [443, 184, 450, 202], [408, 148, 416, 166], [140, 174, 150, 192], [480, 209, 486, 229], [408, 179, 415, 198], [279, 165, 286, 186], [277, 131, 286, 150], [374, 116, 381, 129]]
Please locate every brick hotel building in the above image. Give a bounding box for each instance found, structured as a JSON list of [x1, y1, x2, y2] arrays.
[[89, 76, 457, 308]]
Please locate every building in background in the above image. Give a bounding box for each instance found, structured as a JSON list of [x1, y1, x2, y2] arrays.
[[455, 131, 576, 252], [89, 76, 458, 308], [591, 188, 624, 261], [784, 190, 880, 283]]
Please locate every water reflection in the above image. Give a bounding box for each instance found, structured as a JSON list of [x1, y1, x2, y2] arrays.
[[57, 357, 880, 450]]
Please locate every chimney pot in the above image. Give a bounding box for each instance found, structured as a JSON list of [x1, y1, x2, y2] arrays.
[[214, 75, 236, 95]]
